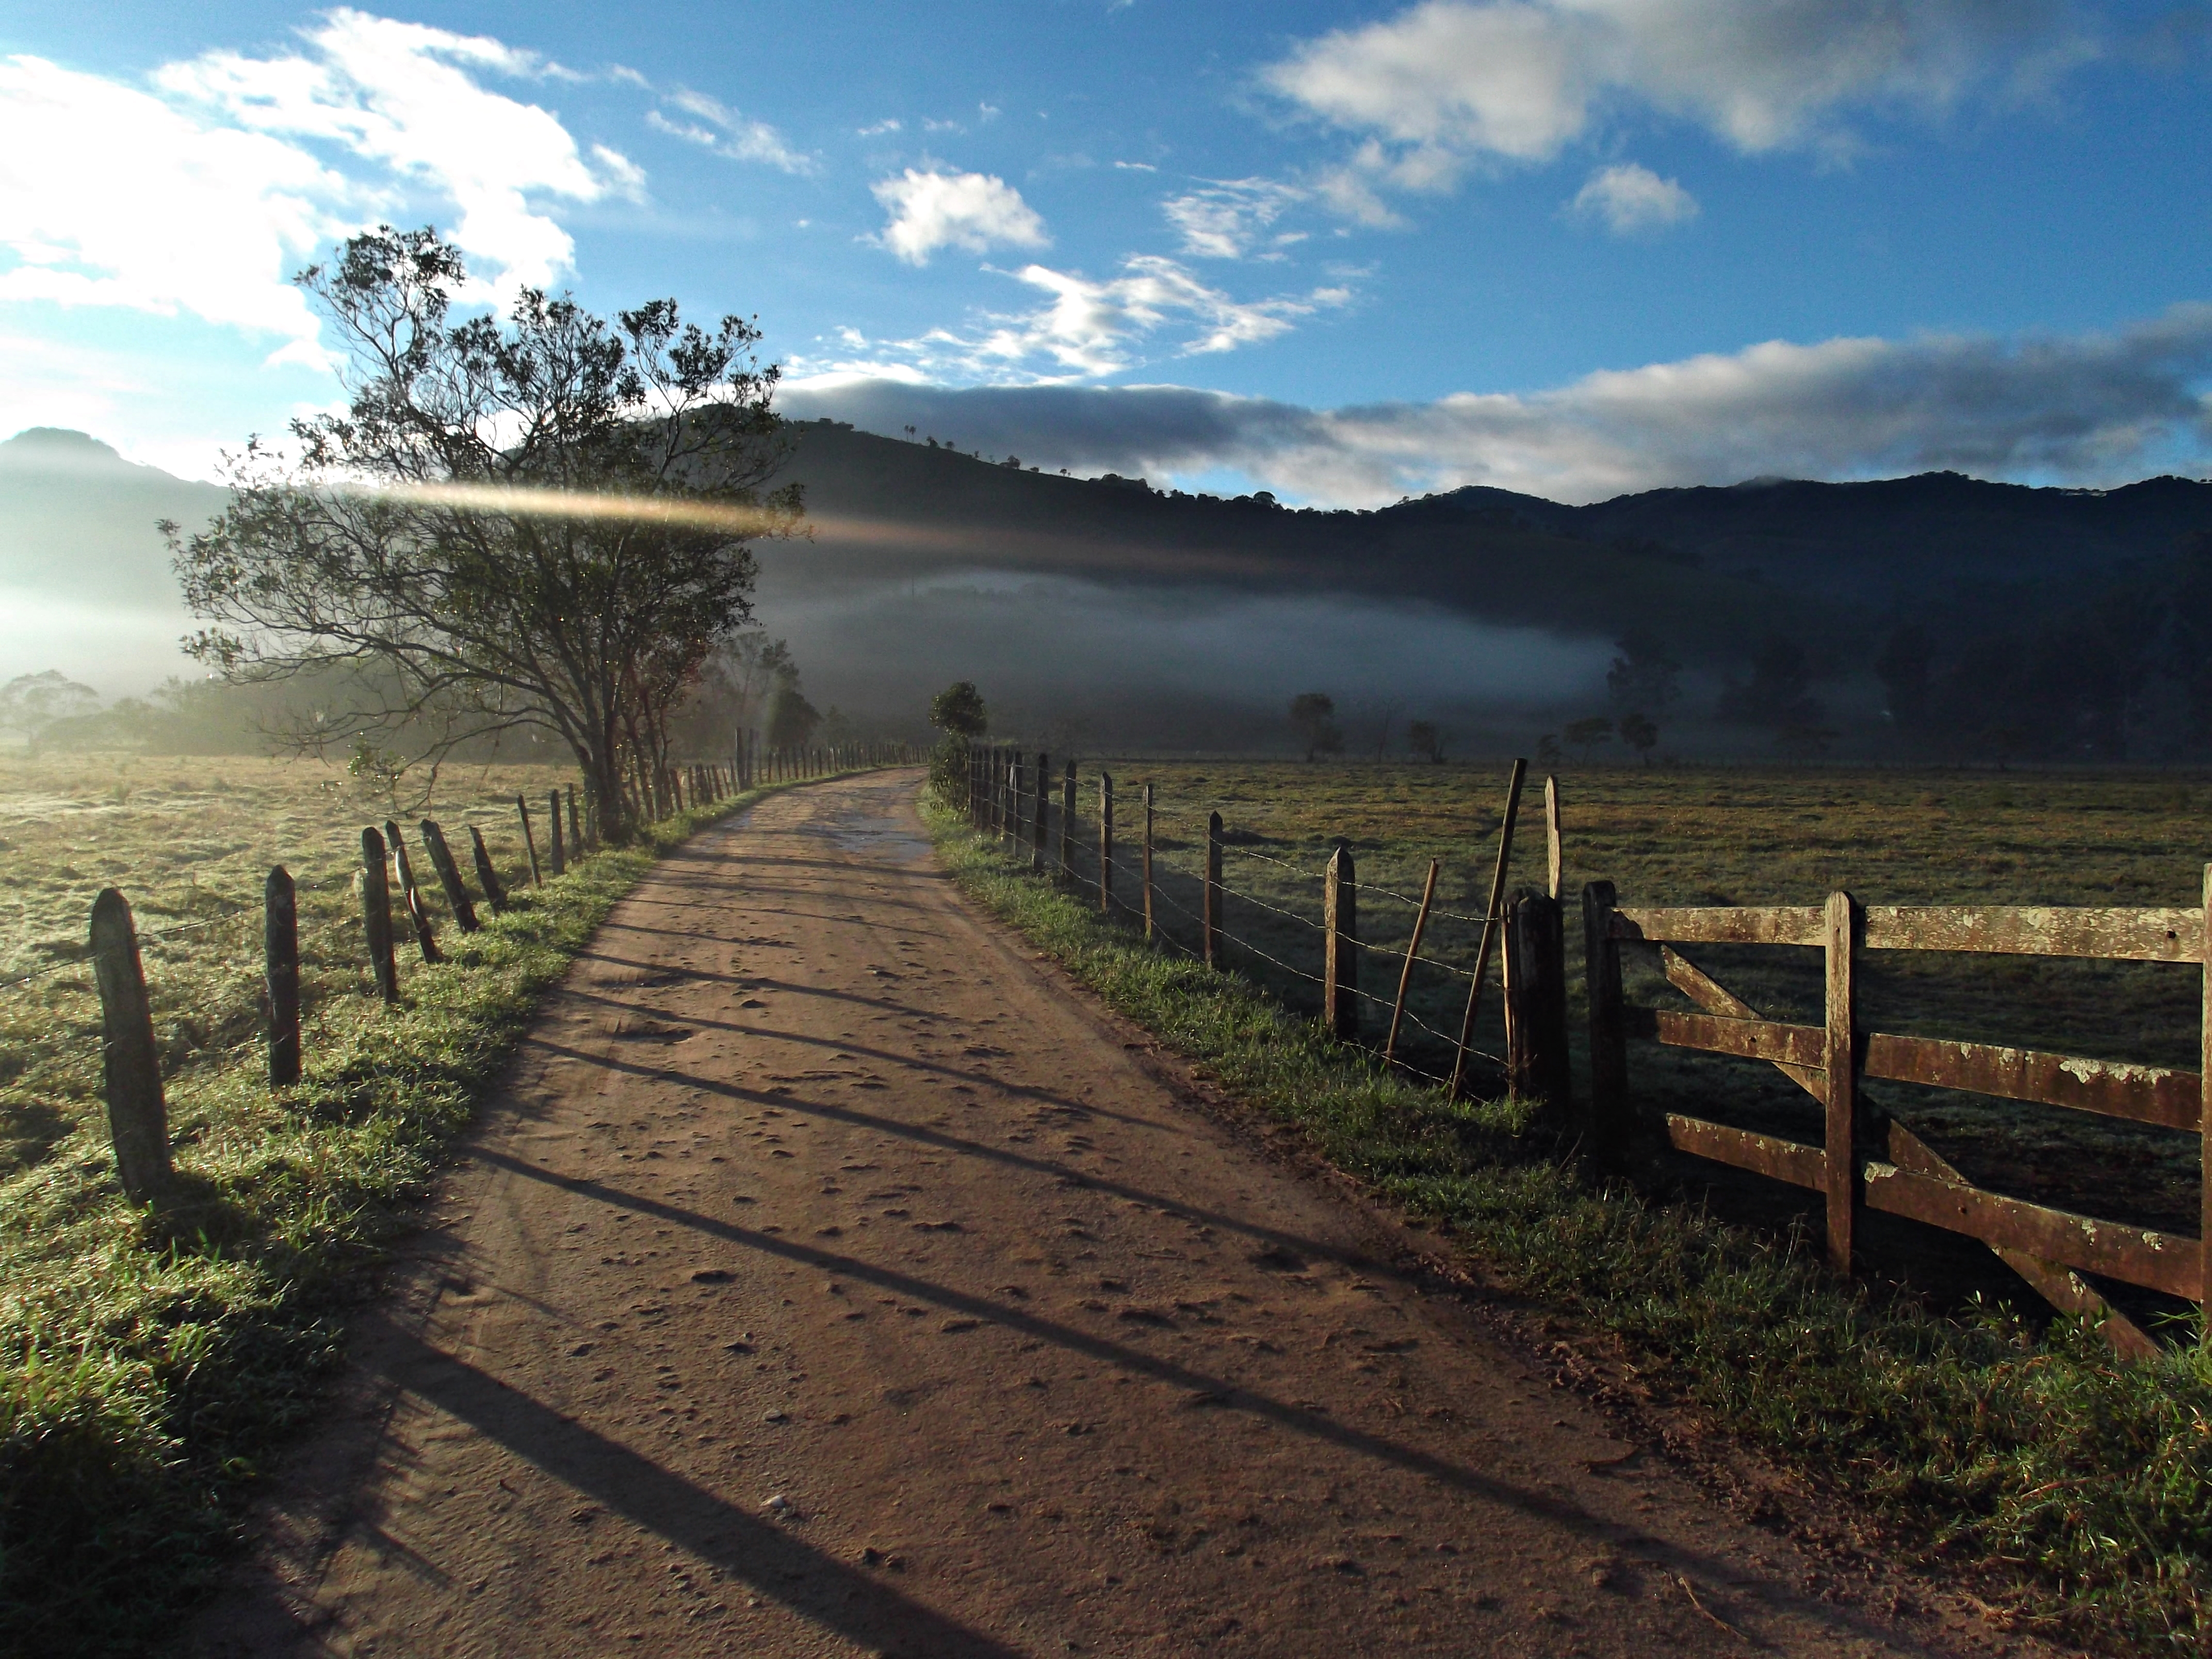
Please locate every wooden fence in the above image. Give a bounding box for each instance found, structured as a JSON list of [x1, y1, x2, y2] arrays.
[[956, 739, 2207, 1356], [59, 746, 915, 1208]]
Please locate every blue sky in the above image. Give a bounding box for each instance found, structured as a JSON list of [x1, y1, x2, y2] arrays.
[[2, 1, 2208, 503]]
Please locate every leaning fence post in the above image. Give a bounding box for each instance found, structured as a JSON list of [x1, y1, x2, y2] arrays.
[[385, 818, 441, 963], [361, 827, 399, 1001], [1385, 859, 1439, 1063], [1142, 783, 1156, 941], [265, 866, 301, 1088], [1451, 758, 1528, 1100], [468, 824, 508, 913], [1324, 842, 1358, 1039], [1582, 880, 1627, 1154], [1503, 887, 1569, 1110], [419, 820, 479, 932], [1205, 811, 1224, 967], [1099, 771, 1115, 915], [1824, 889, 1861, 1274], [89, 888, 172, 1204], [1060, 761, 1076, 881], [516, 794, 543, 887], [1544, 774, 1563, 900]]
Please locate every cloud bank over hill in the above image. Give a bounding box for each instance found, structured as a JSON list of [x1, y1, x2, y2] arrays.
[[785, 302, 2212, 506]]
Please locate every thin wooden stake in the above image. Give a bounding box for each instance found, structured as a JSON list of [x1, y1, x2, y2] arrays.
[[547, 790, 566, 876], [361, 826, 399, 1001], [1325, 843, 1359, 1039], [1099, 771, 1115, 915], [1385, 859, 1439, 1063], [418, 820, 479, 932], [1582, 880, 1626, 1152], [1825, 889, 1861, 1274], [1544, 774, 1563, 900], [89, 888, 172, 1203], [1143, 783, 1156, 942], [1060, 760, 1076, 881], [1450, 758, 1528, 1100], [1205, 811, 1224, 968], [1032, 751, 1049, 872], [468, 824, 508, 913], [385, 818, 441, 963], [265, 866, 300, 1087], [516, 794, 542, 887], [569, 784, 584, 851]]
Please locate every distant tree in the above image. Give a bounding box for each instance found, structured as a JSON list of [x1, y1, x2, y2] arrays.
[[1407, 719, 1444, 763], [930, 680, 988, 737], [822, 705, 859, 745], [1715, 636, 1823, 730], [767, 684, 821, 747], [1605, 632, 1680, 711], [1564, 715, 1614, 762], [1617, 709, 1659, 762], [1002, 454, 1021, 469], [0, 671, 99, 754], [1536, 732, 1563, 765], [1289, 691, 1343, 760]]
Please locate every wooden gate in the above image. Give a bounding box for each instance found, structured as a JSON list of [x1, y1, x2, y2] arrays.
[[1580, 876, 2212, 1358]]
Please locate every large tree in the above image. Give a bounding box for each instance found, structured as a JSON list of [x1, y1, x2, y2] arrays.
[[170, 226, 801, 839]]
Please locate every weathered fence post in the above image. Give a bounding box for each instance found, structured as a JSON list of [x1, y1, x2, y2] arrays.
[[1451, 758, 1528, 1100], [385, 818, 441, 963], [1581, 880, 1628, 1154], [361, 827, 399, 1001], [1032, 752, 1049, 872], [1060, 761, 1076, 881], [418, 820, 479, 932], [1324, 842, 1358, 1039], [547, 790, 565, 876], [1142, 783, 1156, 942], [1011, 754, 1026, 856], [1099, 771, 1115, 915], [1385, 859, 1439, 1064], [265, 866, 300, 1088], [89, 888, 172, 1203], [516, 794, 543, 887], [468, 824, 508, 913], [1824, 889, 1862, 1274], [1544, 774, 1563, 900], [1205, 811, 1224, 968], [570, 784, 585, 851], [1502, 887, 1569, 1109]]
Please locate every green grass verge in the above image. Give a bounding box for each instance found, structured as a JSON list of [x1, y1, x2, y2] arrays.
[[930, 800, 2212, 1653], [0, 778, 825, 1657]]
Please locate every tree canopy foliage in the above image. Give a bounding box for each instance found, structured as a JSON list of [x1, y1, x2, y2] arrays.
[[929, 680, 988, 738], [169, 225, 800, 839]]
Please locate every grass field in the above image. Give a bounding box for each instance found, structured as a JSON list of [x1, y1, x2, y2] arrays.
[[1035, 758, 2210, 1304], [931, 766, 2212, 1652], [0, 749, 769, 1655]]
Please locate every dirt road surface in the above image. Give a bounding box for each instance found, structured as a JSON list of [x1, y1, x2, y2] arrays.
[[190, 773, 2041, 1658]]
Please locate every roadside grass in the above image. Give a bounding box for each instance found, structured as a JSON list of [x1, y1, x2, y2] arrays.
[[0, 768, 806, 1657], [930, 794, 2212, 1653]]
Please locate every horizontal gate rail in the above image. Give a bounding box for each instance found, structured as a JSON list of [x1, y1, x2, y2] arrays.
[[1615, 902, 2203, 963]]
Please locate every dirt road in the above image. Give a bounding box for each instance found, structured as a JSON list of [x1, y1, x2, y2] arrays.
[[191, 773, 2029, 1658]]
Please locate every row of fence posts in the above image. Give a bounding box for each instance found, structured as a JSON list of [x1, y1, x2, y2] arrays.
[[963, 742, 1572, 1103], [85, 741, 910, 1206]]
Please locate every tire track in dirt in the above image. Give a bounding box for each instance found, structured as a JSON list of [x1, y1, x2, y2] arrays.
[[189, 773, 2048, 1657]]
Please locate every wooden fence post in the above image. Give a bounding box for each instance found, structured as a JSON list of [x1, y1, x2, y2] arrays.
[[265, 866, 300, 1088], [1205, 811, 1224, 968], [468, 824, 508, 913], [1581, 880, 1627, 1154], [1824, 889, 1861, 1274], [418, 821, 479, 932], [385, 818, 441, 963], [1544, 775, 1563, 900], [1324, 842, 1358, 1039], [1099, 771, 1115, 914], [1503, 888, 1568, 1109], [1385, 859, 1439, 1063], [361, 827, 399, 1002], [547, 790, 566, 875], [1011, 754, 1026, 856], [1451, 758, 1528, 1100], [1032, 752, 1049, 872], [1060, 761, 1076, 881], [89, 888, 172, 1203], [570, 784, 584, 851], [1142, 783, 1156, 941], [516, 794, 542, 887]]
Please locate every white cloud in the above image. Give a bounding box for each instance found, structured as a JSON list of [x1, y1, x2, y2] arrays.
[[653, 88, 812, 174], [782, 304, 2212, 507], [158, 9, 635, 296], [792, 257, 1351, 384], [857, 118, 903, 136], [1163, 178, 1306, 259], [1267, 0, 2093, 203], [870, 169, 1050, 265], [1568, 162, 1697, 232]]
